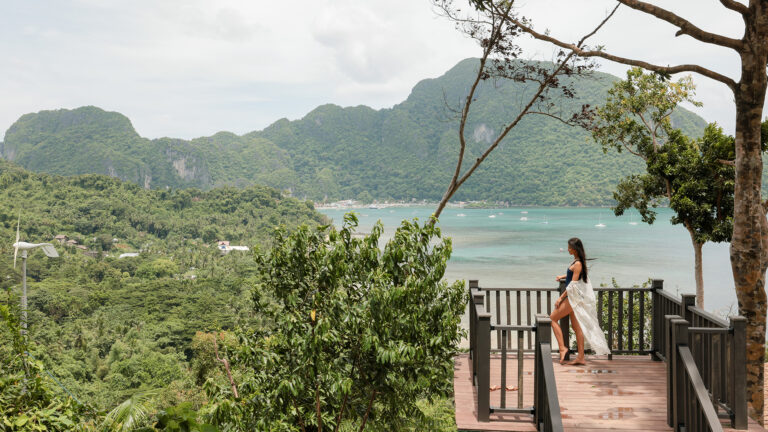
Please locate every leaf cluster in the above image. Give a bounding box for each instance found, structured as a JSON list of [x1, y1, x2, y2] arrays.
[[592, 68, 744, 244], [207, 214, 466, 431]]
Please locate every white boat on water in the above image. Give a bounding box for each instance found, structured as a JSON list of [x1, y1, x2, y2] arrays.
[[595, 214, 606, 228], [541, 215, 548, 224], [629, 214, 638, 225], [457, 213, 466, 217], [489, 215, 496, 218], [520, 216, 528, 221]]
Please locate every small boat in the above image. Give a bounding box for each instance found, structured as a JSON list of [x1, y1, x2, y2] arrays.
[[520, 217, 528, 221], [521, 211, 528, 214], [457, 213, 466, 217], [595, 214, 606, 228], [629, 214, 638, 225], [541, 215, 548, 224], [489, 215, 496, 219], [369, 205, 380, 209]]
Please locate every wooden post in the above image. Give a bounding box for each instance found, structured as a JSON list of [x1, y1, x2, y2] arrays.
[[730, 316, 747, 429], [667, 316, 689, 431], [558, 280, 570, 360], [472, 291, 484, 383], [500, 329, 507, 408], [469, 280, 478, 362], [534, 314, 552, 428], [518, 331, 524, 409], [670, 317, 689, 431], [681, 294, 696, 326], [652, 279, 664, 360], [477, 309, 491, 422], [665, 314, 680, 428]]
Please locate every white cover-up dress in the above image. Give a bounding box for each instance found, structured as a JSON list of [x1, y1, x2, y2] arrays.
[[566, 277, 611, 355]]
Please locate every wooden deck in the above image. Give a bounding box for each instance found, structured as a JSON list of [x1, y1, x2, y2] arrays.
[[453, 353, 766, 431]]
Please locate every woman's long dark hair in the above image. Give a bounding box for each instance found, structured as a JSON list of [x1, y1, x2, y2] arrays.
[[568, 237, 588, 281]]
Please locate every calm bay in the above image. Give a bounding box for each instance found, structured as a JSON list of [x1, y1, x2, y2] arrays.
[[318, 206, 739, 316]]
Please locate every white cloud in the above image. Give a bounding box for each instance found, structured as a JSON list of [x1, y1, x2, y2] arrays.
[[0, 0, 761, 139]]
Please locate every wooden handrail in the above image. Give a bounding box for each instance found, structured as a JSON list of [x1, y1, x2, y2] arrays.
[[679, 346, 723, 431], [668, 316, 724, 432], [534, 314, 563, 432], [654, 284, 747, 430], [466, 278, 747, 430]]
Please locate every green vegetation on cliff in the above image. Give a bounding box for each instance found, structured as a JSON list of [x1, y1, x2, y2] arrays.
[[1, 59, 712, 206]]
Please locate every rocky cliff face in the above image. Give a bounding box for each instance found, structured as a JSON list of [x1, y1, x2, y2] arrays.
[[1, 59, 717, 204]]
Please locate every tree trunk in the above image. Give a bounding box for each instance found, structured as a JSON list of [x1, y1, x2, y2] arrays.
[[731, 28, 768, 421], [689, 234, 704, 309]]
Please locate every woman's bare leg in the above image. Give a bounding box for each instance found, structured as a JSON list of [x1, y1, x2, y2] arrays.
[[549, 299, 573, 364], [567, 312, 586, 365]]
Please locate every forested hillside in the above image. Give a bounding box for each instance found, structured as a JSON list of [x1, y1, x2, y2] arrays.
[[0, 160, 324, 411], [1, 58, 713, 205]]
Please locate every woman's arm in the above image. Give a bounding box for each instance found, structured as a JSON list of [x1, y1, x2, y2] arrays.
[[570, 261, 582, 282]]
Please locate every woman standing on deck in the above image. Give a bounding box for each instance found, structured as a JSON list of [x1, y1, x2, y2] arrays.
[[551, 238, 610, 365]]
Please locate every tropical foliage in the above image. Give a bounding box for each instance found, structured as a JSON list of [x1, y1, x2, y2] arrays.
[[202, 215, 466, 431], [591, 68, 768, 307], [0, 160, 324, 427], [0, 59, 709, 205]]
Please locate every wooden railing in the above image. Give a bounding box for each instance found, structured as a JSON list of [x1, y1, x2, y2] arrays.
[[467, 278, 747, 430], [469, 281, 562, 430], [533, 314, 563, 432], [652, 286, 747, 429], [667, 315, 724, 432], [476, 281, 655, 356]]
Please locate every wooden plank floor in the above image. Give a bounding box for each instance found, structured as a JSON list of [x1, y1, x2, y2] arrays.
[[454, 353, 766, 431]]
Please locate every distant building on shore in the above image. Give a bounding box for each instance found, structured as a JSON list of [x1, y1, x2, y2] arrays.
[[217, 240, 249, 254]]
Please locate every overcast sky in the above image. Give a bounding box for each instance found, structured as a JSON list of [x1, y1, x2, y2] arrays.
[[0, 0, 760, 140]]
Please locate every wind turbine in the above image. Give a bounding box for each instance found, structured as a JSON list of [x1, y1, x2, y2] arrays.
[[13, 214, 59, 337]]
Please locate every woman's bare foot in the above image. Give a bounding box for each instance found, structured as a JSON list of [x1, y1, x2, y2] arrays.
[[489, 385, 501, 391], [559, 348, 568, 364], [506, 385, 518, 391], [566, 358, 586, 366]]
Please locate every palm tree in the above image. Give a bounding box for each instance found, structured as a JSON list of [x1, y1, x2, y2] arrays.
[[100, 390, 157, 432]]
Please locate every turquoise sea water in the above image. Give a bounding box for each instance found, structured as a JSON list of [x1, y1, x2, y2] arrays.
[[318, 206, 738, 316]]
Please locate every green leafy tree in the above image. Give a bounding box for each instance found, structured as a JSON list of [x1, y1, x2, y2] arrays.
[[206, 214, 466, 431], [100, 390, 157, 432], [153, 402, 218, 432], [0, 303, 92, 431], [591, 68, 741, 308]]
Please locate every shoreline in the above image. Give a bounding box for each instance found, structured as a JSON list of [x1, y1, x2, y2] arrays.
[[313, 200, 621, 211]]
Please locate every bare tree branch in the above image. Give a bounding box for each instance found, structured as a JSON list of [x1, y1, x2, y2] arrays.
[[292, 397, 307, 432], [357, 390, 377, 432], [527, 111, 579, 126], [434, 1, 514, 218], [213, 336, 239, 399], [506, 16, 738, 90], [454, 54, 580, 190], [617, 0, 743, 50], [433, 1, 619, 219], [719, 158, 736, 166], [718, 0, 750, 15], [637, 112, 660, 151], [621, 140, 647, 160]]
